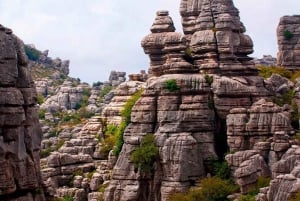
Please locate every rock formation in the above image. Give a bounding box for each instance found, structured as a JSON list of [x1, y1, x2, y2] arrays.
[[254, 55, 277, 66], [39, 75, 146, 200], [104, 1, 275, 200], [102, 81, 145, 125], [0, 24, 45, 200], [277, 15, 300, 70]]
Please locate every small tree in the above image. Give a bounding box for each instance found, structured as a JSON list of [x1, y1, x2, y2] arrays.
[[284, 30, 294, 40], [164, 79, 180, 92], [130, 134, 159, 173]]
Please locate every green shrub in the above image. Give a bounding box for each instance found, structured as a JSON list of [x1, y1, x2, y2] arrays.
[[105, 124, 118, 135], [121, 89, 143, 124], [240, 176, 271, 201], [183, 47, 194, 63], [99, 89, 144, 157], [62, 195, 74, 201], [257, 65, 292, 79], [130, 134, 159, 173], [204, 74, 214, 86], [205, 158, 231, 180], [273, 89, 295, 107], [73, 169, 84, 176], [169, 177, 238, 201], [93, 81, 103, 87], [164, 79, 180, 92], [40, 148, 52, 158], [77, 107, 94, 119], [100, 85, 113, 98], [240, 194, 256, 201], [113, 121, 126, 156], [37, 94, 45, 105], [284, 30, 294, 40], [100, 134, 116, 158], [24, 45, 40, 61], [288, 191, 300, 201], [61, 113, 81, 124], [38, 109, 46, 119]]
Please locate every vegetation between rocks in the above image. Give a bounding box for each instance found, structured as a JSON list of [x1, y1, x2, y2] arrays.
[[168, 177, 238, 201], [100, 89, 144, 157], [130, 134, 159, 173], [164, 79, 180, 92], [40, 139, 65, 158], [288, 191, 300, 201], [24, 45, 41, 61], [239, 176, 271, 201], [257, 65, 300, 82], [284, 30, 294, 40], [99, 85, 113, 102]]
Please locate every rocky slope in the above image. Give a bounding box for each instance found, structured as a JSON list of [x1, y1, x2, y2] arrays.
[[0, 25, 45, 200]]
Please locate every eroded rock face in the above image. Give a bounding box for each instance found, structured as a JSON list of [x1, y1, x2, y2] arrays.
[[104, 74, 216, 201], [256, 145, 300, 201], [277, 15, 300, 70], [105, 1, 298, 201], [0, 24, 44, 200], [102, 81, 145, 125], [227, 99, 293, 152], [104, 0, 274, 200]]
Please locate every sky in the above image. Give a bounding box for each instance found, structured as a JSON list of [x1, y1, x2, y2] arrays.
[[0, 0, 299, 84]]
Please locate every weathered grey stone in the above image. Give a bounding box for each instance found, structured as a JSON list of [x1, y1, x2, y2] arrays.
[[0, 24, 45, 200], [277, 15, 300, 70]]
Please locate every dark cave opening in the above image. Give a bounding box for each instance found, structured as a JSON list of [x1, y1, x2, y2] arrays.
[[214, 117, 228, 159]]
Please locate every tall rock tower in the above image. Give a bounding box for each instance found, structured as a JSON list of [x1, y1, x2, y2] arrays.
[[277, 15, 300, 70], [104, 1, 271, 201], [0, 24, 45, 201]]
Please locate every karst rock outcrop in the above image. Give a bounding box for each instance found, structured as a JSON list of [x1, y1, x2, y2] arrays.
[[0, 24, 45, 200], [103, 0, 287, 200], [277, 15, 300, 70]]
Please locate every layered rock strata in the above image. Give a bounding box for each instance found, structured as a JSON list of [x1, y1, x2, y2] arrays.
[[102, 81, 145, 125], [105, 74, 216, 201], [104, 1, 272, 200], [277, 15, 300, 70], [181, 0, 255, 75], [0, 24, 44, 200], [256, 145, 300, 201]]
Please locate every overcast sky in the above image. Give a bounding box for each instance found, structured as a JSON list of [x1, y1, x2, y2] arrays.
[[0, 0, 299, 83]]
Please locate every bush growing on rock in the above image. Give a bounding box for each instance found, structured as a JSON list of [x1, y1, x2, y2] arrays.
[[239, 176, 271, 201], [113, 89, 144, 156], [284, 30, 294, 40], [164, 79, 180, 92], [257, 65, 292, 79], [206, 158, 231, 180], [130, 134, 159, 173], [168, 177, 238, 201], [24, 45, 41, 61]]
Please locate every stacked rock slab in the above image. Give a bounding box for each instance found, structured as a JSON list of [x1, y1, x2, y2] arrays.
[[256, 145, 300, 201], [182, 0, 256, 75], [277, 15, 300, 70], [102, 81, 145, 125], [104, 1, 272, 200], [141, 10, 197, 77], [226, 99, 294, 193], [0, 24, 45, 200]]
